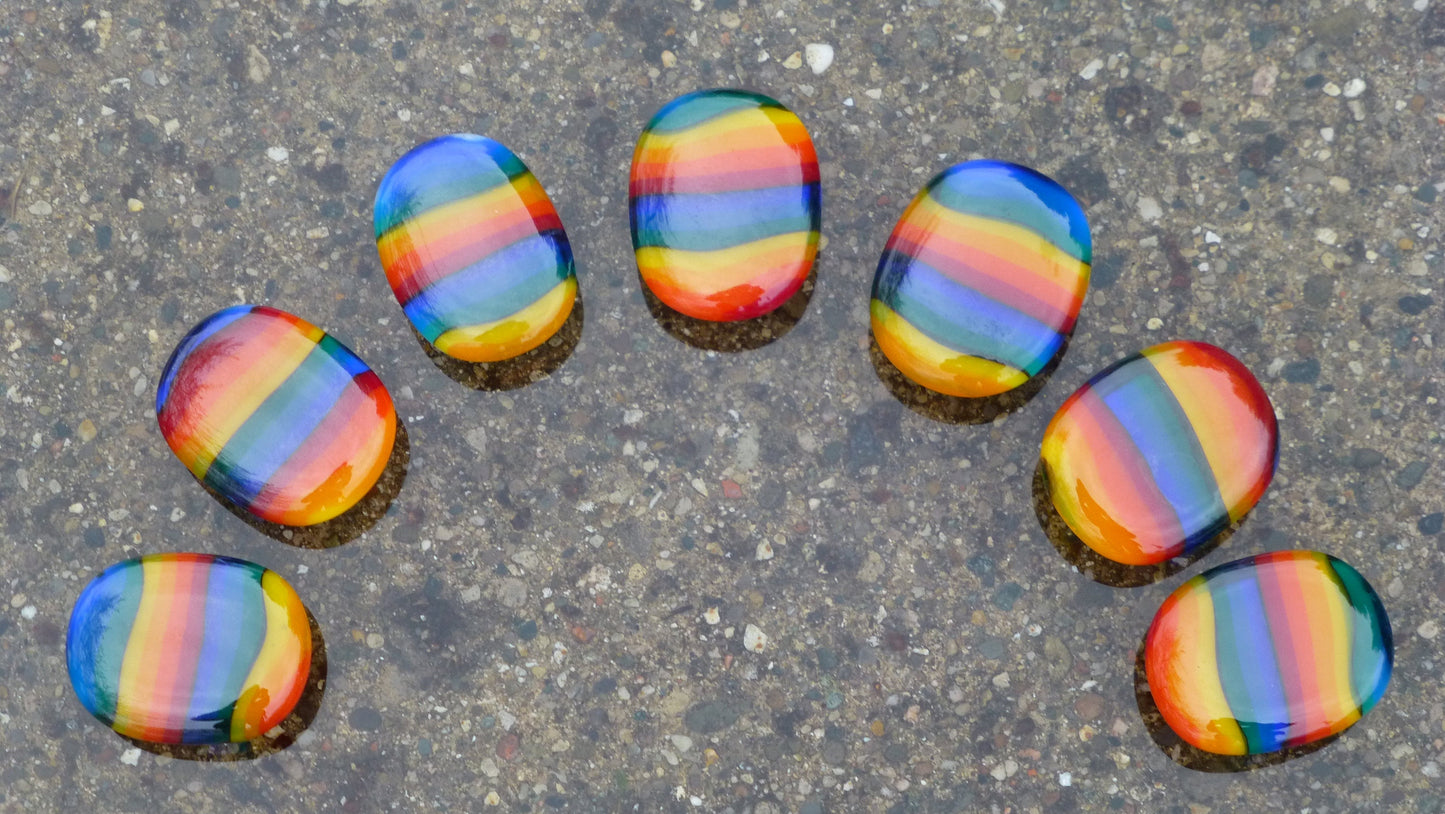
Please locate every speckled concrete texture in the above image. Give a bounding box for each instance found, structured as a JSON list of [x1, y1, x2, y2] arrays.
[[2, 0, 1443, 811]]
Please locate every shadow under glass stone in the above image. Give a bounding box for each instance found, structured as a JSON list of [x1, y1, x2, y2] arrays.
[[411, 293, 585, 391], [1031, 458, 1235, 588], [639, 262, 815, 353], [209, 419, 411, 550], [867, 334, 1064, 426], [125, 607, 328, 762], [1131, 630, 1336, 772]]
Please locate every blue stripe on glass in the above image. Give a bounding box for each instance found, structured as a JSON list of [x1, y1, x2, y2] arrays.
[[631, 184, 818, 251], [319, 334, 370, 378], [929, 160, 1091, 264], [374, 135, 526, 237], [646, 91, 780, 133], [403, 232, 572, 340], [66, 560, 144, 724], [1211, 568, 1291, 754], [1096, 364, 1227, 549], [205, 345, 352, 504], [876, 253, 1060, 374], [183, 561, 266, 743]]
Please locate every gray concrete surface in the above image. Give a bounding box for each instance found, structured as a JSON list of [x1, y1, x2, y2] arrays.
[[1, 0, 1443, 811]]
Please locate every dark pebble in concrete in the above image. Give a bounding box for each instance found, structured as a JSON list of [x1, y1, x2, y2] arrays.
[[1249, 26, 1276, 50], [1419, 513, 1443, 536], [846, 419, 884, 472], [1350, 448, 1385, 470], [979, 637, 1006, 659], [1398, 294, 1433, 315], [992, 582, 1024, 611], [349, 707, 383, 731], [312, 163, 349, 193], [1303, 274, 1335, 306], [967, 553, 996, 586], [1091, 255, 1123, 288], [1282, 359, 1321, 383], [684, 700, 742, 734], [1056, 155, 1110, 209], [1395, 461, 1429, 490]]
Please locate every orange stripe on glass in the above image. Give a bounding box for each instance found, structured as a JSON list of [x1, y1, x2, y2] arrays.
[[870, 301, 1028, 397], [1042, 389, 1186, 564], [1254, 550, 1324, 743], [1147, 342, 1277, 522], [899, 195, 1089, 297], [250, 376, 396, 526], [230, 570, 311, 741], [148, 559, 210, 741], [644, 265, 807, 322], [1146, 578, 1248, 755], [1278, 553, 1360, 745], [630, 163, 820, 197], [631, 140, 817, 184], [434, 276, 577, 363], [114, 555, 206, 743], [634, 145, 814, 183], [1266, 552, 1346, 746], [885, 229, 1084, 330], [1321, 560, 1363, 734], [636, 231, 815, 300]]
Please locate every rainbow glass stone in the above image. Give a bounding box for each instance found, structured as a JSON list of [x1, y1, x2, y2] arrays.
[[67, 553, 313, 745], [1040, 341, 1278, 565], [1145, 551, 1392, 756], [871, 160, 1091, 397], [630, 89, 820, 322], [374, 134, 577, 362], [157, 305, 397, 527]]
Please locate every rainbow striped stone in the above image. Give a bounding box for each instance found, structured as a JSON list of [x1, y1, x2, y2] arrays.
[[1146, 551, 1392, 756], [375, 134, 577, 362], [67, 553, 313, 744], [157, 305, 397, 527], [1041, 341, 1278, 566], [871, 160, 1090, 397], [630, 89, 820, 322]]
